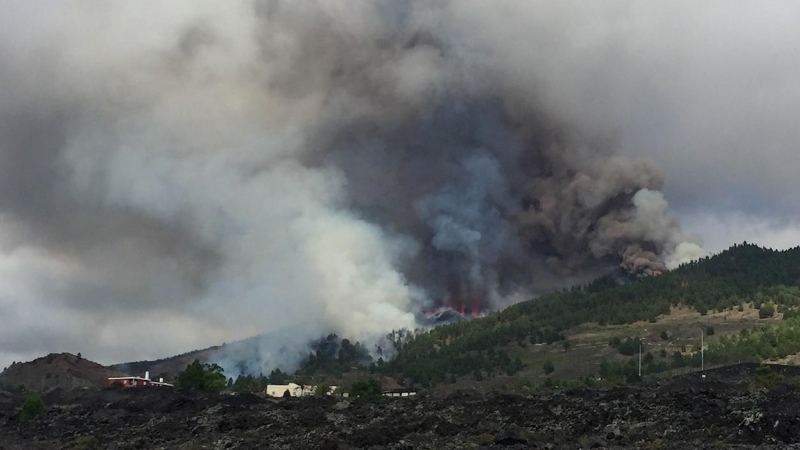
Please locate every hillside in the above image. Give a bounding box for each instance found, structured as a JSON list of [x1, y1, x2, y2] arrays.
[[109, 328, 325, 381], [0, 353, 126, 391], [363, 243, 800, 387], [79, 242, 800, 393], [109, 346, 222, 382]]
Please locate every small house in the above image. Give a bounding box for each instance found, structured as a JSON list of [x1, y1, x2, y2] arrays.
[[108, 371, 173, 388]]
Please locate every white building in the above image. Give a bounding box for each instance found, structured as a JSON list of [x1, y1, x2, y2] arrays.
[[383, 390, 417, 398], [266, 383, 338, 397]]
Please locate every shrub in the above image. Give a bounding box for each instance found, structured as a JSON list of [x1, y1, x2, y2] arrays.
[[740, 329, 750, 338], [672, 351, 685, 368], [617, 337, 641, 356], [660, 331, 669, 341], [623, 360, 640, 383], [542, 360, 555, 375], [760, 303, 775, 319], [20, 391, 45, 422], [705, 326, 715, 336], [314, 383, 331, 397], [753, 364, 783, 390], [350, 379, 382, 399]]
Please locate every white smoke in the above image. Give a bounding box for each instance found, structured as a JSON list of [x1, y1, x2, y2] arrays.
[[0, 0, 709, 373], [630, 189, 707, 268]]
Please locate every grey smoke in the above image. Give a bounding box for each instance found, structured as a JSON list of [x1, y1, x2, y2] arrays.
[[8, 0, 783, 374]]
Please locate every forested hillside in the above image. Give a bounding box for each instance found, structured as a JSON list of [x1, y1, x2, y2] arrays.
[[119, 243, 800, 391], [366, 243, 800, 386]]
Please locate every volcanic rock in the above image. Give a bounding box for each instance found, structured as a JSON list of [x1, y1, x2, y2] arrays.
[[2, 370, 800, 449]]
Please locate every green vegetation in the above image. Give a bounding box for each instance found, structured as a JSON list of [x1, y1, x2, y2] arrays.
[[542, 360, 554, 375], [20, 391, 44, 421], [299, 335, 373, 377], [705, 315, 800, 364], [231, 374, 263, 393], [349, 379, 382, 399], [176, 360, 227, 392], [267, 368, 290, 384], [227, 368, 291, 393], [599, 360, 639, 383], [752, 364, 784, 390], [759, 302, 775, 319], [314, 383, 331, 396], [600, 311, 800, 379], [612, 337, 642, 356], [543, 375, 600, 389]]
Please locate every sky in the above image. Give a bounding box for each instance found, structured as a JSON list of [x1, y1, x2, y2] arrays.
[[1, 1, 800, 372]]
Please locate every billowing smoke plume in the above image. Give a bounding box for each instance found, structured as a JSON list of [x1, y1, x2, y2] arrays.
[[0, 1, 704, 373]]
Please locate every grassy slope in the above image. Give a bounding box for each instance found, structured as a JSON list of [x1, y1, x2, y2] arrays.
[[428, 309, 794, 396], [505, 305, 781, 384]]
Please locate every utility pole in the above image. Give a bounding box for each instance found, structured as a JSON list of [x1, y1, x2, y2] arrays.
[[638, 341, 642, 377], [701, 328, 705, 371]]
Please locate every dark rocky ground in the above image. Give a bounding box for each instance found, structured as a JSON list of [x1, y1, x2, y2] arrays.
[[2, 364, 800, 449]]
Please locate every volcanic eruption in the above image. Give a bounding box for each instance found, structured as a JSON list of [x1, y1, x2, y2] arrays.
[[0, 0, 708, 373]]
